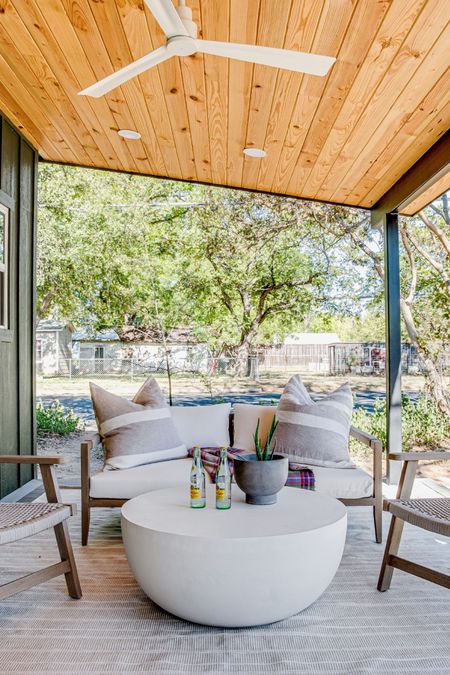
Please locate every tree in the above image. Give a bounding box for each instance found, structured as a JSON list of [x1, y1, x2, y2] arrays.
[[37, 163, 189, 324], [399, 196, 450, 413], [37, 165, 384, 378], [41, 164, 447, 397], [178, 188, 330, 374], [303, 197, 450, 414]]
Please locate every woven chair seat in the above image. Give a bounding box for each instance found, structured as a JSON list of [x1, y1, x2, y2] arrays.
[[386, 498, 450, 537], [0, 503, 71, 546]]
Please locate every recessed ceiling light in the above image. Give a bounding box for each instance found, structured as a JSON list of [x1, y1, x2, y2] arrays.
[[118, 129, 141, 140], [243, 147, 266, 158]]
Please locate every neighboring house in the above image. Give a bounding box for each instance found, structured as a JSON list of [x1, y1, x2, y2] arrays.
[[36, 320, 74, 376], [71, 327, 209, 374]]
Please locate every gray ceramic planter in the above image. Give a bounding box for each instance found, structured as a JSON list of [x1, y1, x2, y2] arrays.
[[233, 454, 289, 505]]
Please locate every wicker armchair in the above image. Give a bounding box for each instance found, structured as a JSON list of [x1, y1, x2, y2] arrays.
[[0, 455, 82, 600], [378, 451, 450, 591]]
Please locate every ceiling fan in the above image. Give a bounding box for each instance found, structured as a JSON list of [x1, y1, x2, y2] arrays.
[[79, 0, 335, 98]]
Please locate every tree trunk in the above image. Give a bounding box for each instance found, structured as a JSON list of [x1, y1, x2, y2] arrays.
[[233, 319, 263, 377], [234, 342, 250, 377], [36, 291, 54, 325], [163, 344, 173, 406], [400, 299, 450, 416]]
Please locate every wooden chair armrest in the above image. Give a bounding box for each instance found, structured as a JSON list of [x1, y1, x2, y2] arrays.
[[388, 451, 450, 500], [65, 503, 77, 516], [80, 434, 101, 453], [350, 426, 383, 451], [81, 434, 102, 500], [349, 426, 383, 500], [0, 455, 66, 465], [388, 451, 450, 462]]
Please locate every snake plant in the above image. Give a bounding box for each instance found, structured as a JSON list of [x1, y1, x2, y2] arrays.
[[253, 415, 279, 460]]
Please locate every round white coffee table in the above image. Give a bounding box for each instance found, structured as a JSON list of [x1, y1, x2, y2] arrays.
[[121, 485, 346, 627]]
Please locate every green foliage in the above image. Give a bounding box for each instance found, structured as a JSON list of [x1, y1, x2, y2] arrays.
[[352, 394, 450, 451], [37, 165, 358, 358], [36, 400, 81, 436], [37, 164, 190, 327], [36, 165, 449, 408], [253, 415, 279, 460]]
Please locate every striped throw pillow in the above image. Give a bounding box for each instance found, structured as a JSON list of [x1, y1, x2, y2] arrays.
[[273, 380, 355, 469], [90, 377, 186, 470]]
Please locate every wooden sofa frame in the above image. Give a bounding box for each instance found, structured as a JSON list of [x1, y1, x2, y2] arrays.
[[81, 418, 383, 546]]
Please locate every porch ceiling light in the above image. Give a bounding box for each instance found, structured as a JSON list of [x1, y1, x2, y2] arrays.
[[243, 147, 267, 158], [118, 129, 141, 140]]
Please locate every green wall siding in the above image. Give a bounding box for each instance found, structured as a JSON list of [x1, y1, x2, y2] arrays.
[[0, 116, 37, 498]]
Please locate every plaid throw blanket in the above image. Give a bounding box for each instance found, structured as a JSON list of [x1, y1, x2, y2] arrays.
[[187, 447, 315, 491]]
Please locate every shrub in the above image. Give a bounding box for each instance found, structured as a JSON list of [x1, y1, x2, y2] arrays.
[[36, 400, 81, 436], [352, 393, 450, 451]]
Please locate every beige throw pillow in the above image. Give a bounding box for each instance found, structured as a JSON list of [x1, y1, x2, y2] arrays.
[[90, 377, 186, 470], [273, 378, 355, 469], [233, 403, 277, 452]]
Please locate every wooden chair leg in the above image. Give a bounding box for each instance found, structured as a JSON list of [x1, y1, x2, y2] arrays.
[[373, 503, 382, 544], [53, 521, 82, 599], [40, 463, 82, 598], [81, 440, 92, 546], [377, 515, 405, 591], [81, 498, 90, 547], [372, 439, 383, 543]]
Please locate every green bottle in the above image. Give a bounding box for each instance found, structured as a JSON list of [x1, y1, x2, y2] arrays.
[[190, 446, 206, 508], [216, 447, 231, 510]]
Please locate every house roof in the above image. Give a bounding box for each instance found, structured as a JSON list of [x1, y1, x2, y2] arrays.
[[0, 1, 448, 214], [72, 328, 120, 342], [72, 326, 203, 344], [37, 319, 74, 333], [120, 326, 203, 344]]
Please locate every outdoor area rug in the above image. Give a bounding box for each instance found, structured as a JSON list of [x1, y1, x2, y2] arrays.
[[0, 490, 449, 675]]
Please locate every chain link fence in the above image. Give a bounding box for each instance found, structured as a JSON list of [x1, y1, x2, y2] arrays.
[[37, 356, 247, 380], [37, 347, 449, 380], [257, 343, 450, 377]]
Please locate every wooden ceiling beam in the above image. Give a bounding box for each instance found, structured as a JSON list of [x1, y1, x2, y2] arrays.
[[371, 130, 450, 225]]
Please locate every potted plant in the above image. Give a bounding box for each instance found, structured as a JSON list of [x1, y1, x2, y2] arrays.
[[234, 416, 288, 504]]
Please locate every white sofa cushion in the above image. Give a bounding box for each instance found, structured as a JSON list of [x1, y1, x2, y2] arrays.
[[90, 459, 207, 500], [306, 464, 372, 499], [233, 404, 277, 452], [90, 457, 372, 500], [170, 403, 231, 448]]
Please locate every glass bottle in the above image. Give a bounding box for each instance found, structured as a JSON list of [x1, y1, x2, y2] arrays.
[[216, 447, 231, 510], [190, 446, 206, 508]]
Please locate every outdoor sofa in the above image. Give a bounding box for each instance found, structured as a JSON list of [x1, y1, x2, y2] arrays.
[[81, 404, 383, 545]]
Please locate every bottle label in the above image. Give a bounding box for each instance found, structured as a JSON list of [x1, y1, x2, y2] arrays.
[[216, 487, 225, 500], [191, 487, 201, 499]]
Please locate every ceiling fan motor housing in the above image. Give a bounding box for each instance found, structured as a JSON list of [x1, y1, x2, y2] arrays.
[[176, 3, 197, 39]]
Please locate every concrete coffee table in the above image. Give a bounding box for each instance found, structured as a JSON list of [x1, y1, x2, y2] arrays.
[[121, 485, 347, 627]]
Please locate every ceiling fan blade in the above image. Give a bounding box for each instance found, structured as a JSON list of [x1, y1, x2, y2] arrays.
[[79, 46, 171, 98], [197, 41, 335, 76], [144, 0, 188, 38]]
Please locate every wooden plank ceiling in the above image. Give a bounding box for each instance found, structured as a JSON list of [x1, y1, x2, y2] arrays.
[[0, 0, 449, 213]]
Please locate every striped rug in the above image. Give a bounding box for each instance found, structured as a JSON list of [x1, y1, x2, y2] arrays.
[[0, 491, 449, 675]]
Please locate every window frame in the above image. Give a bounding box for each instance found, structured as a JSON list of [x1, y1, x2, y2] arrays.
[[0, 203, 9, 331]]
